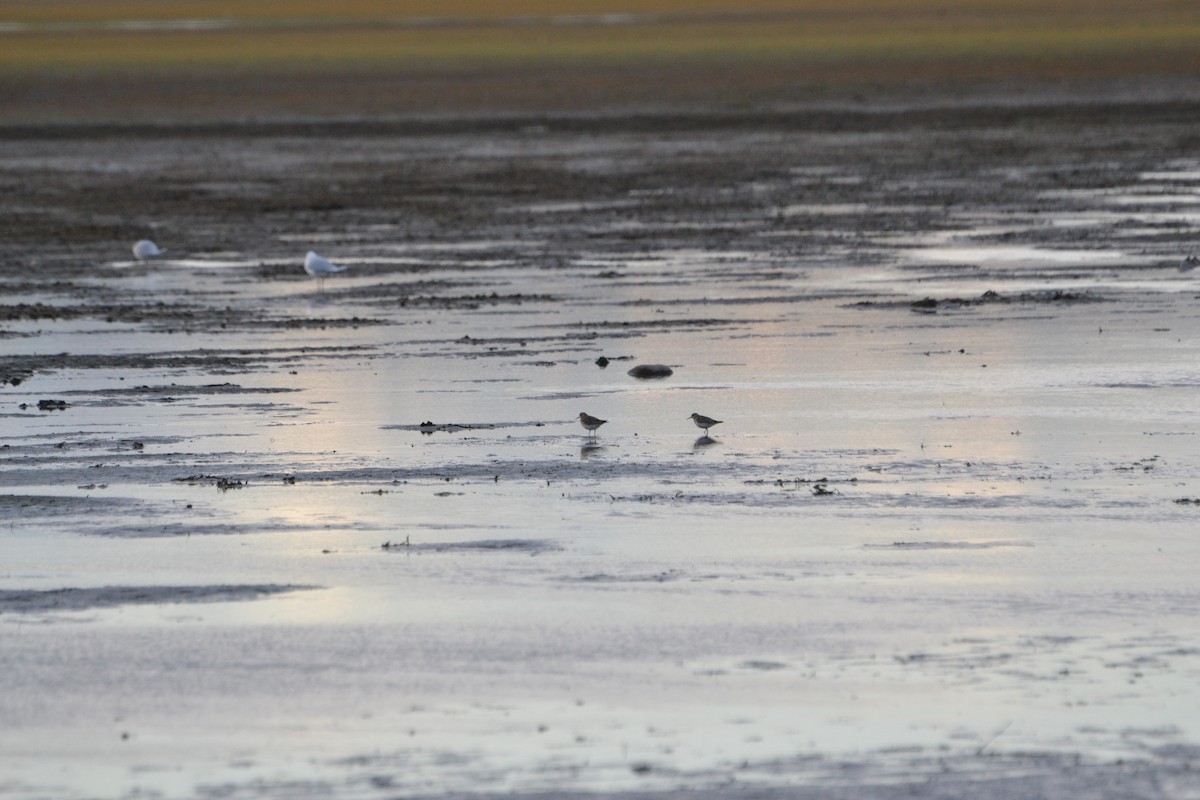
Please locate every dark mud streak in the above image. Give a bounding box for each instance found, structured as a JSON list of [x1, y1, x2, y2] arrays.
[[3, 101, 1198, 140], [60, 382, 300, 397], [1, 345, 375, 380], [94, 523, 320, 538], [863, 540, 1036, 550], [252, 749, 1200, 799], [0, 301, 384, 330], [0, 494, 138, 519], [381, 538, 560, 554], [0, 584, 316, 614], [849, 289, 1108, 311]]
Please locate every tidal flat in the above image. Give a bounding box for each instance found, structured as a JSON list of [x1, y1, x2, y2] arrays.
[[2, 96, 1200, 798]]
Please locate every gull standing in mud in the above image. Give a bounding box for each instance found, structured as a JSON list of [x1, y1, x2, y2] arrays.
[[688, 413, 722, 434], [578, 412, 607, 438], [304, 250, 347, 291], [132, 239, 166, 260]]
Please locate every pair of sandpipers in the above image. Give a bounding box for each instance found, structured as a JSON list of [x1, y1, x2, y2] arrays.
[[577, 412, 721, 437]]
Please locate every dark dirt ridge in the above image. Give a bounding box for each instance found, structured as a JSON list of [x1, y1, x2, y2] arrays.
[[2, 96, 1196, 264], [2, 99, 1196, 140]]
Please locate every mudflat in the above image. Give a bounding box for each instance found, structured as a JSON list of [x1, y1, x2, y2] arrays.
[[2, 9, 1200, 798]]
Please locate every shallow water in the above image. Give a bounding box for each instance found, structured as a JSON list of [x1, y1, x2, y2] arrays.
[[2, 109, 1199, 798]]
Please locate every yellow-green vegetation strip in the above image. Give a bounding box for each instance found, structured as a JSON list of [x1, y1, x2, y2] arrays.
[[1, 0, 1155, 24], [1, 0, 1195, 72]]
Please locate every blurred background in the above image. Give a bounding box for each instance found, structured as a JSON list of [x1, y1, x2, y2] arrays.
[[0, 0, 1197, 120]]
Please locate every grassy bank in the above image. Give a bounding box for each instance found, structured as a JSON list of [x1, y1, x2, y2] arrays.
[[1, 0, 1195, 119]]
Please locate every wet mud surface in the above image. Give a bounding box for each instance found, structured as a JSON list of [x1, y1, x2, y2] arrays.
[[2, 92, 1200, 798]]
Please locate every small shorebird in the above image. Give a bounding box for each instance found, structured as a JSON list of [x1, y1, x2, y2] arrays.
[[578, 412, 607, 437], [132, 239, 165, 260], [688, 413, 722, 434], [304, 250, 347, 291]]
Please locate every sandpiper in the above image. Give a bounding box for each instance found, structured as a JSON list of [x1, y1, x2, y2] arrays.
[[688, 413, 722, 434], [578, 412, 607, 437]]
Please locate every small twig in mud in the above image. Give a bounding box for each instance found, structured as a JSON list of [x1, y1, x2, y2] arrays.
[[811, 484, 839, 496], [976, 721, 1013, 756], [381, 536, 411, 550], [1174, 498, 1200, 506]]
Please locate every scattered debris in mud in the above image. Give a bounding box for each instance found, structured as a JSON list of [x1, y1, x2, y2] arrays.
[[26, 399, 70, 411], [0, 367, 34, 386], [394, 291, 555, 310], [173, 474, 248, 490], [850, 289, 1107, 311], [385, 420, 548, 434], [745, 477, 858, 490]]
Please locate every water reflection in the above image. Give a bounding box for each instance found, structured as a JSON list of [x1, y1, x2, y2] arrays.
[[693, 435, 719, 449], [580, 442, 606, 459]]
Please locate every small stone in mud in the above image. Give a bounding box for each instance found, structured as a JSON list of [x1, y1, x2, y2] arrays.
[[627, 364, 673, 379], [37, 399, 69, 411], [595, 356, 609, 368]]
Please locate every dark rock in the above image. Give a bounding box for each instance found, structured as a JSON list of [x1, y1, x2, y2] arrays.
[[627, 364, 673, 379]]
